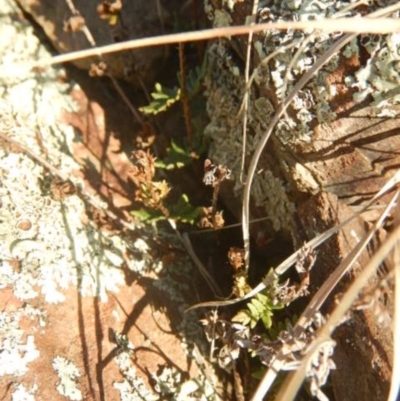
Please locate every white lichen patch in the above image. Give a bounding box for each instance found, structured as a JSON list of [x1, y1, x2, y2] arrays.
[[0, 0, 151, 306], [113, 351, 159, 401], [113, 346, 216, 401], [11, 383, 38, 401], [0, 309, 40, 377], [0, 151, 127, 302], [52, 356, 82, 401]]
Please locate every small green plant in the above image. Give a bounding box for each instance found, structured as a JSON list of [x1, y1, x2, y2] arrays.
[[232, 291, 284, 329], [128, 150, 202, 225], [155, 140, 193, 170], [130, 193, 202, 225], [139, 56, 207, 116], [169, 193, 202, 224], [232, 269, 284, 329], [139, 83, 181, 115]]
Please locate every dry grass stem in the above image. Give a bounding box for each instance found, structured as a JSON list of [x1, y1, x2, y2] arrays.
[[274, 193, 400, 401], [2, 14, 398, 74], [239, 0, 258, 184], [389, 207, 400, 401], [251, 191, 399, 401], [168, 219, 222, 298], [187, 168, 400, 311], [241, 2, 400, 273]]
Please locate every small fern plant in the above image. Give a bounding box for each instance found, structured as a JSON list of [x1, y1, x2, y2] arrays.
[[232, 269, 284, 329], [139, 83, 181, 115], [139, 56, 207, 116]]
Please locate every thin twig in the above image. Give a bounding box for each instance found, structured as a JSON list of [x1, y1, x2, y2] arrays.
[[190, 216, 272, 234], [239, 0, 259, 184], [280, 34, 316, 100], [108, 75, 144, 123], [211, 182, 221, 230], [179, 42, 193, 146], [273, 193, 400, 401], [237, 40, 301, 116], [11, 15, 400, 72], [168, 219, 222, 298], [154, 0, 165, 35]]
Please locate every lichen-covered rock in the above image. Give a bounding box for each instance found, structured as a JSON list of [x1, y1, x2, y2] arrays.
[[203, 1, 397, 400], [203, 0, 400, 235], [0, 1, 214, 399]]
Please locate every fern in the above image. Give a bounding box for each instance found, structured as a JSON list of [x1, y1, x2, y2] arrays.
[[169, 194, 202, 224], [232, 290, 284, 330], [139, 83, 181, 115]]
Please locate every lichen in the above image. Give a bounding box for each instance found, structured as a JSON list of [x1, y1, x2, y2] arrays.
[[351, 32, 400, 110], [0, 1, 208, 399], [0, 148, 128, 302], [203, 0, 400, 234], [251, 170, 295, 232], [52, 356, 82, 401], [11, 384, 38, 401], [0, 309, 40, 377], [213, 9, 232, 28]]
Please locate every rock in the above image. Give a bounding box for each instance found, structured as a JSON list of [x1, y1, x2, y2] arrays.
[[202, 1, 397, 399], [203, 0, 400, 236], [0, 1, 214, 399], [15, 0, 169, 87], [296, 192, 392, 401]]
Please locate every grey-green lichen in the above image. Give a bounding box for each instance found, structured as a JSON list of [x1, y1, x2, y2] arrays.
[[204, 41, 295, 232], [113, 337, 217, 401], [203, 0, 400, 233], [252, 170, 295, 232], [0, 1, 210, 400], [352, 33, 400, 109]]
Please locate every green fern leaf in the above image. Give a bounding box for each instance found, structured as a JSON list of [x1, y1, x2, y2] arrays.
[[139, 83, 181, 115]]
